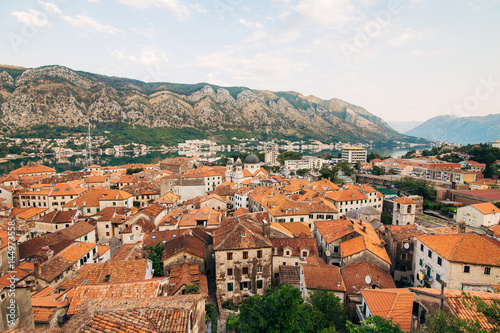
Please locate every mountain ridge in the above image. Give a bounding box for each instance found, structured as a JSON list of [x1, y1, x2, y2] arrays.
[[405, 113, 500, 144], [0, 65, 421, 144]]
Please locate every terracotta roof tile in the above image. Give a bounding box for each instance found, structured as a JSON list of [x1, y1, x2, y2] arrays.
[[214, 216, 272, 251], [302, 264, 346, 292], [341, 261, 396, 294], [168, 264, 208, 296], [270, 237, 317, 256], [471, 202, 500, 215], [394, 197, 417, 204], [67, 278, 169, 315], [417, 234, 500, 266], [315, 219, 356, 244], [341, 236, 391, 265], [361, 288, 414, 332], [58, 259, 151, 290], [326, 189, 367, 202], [161, 234, 206, 261]]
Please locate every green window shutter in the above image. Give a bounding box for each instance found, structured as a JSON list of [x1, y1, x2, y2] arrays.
[[257, 280, 263, 289], [227, 283, 233, 292], [240, 282, 243, 290]]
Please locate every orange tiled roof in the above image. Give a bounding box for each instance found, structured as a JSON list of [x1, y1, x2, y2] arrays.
[[471, 202, 500, 215], [155, 192, 179, 205], [411, 288, 500, 331], [361, 288, 414, 332], [10, 164, 55, 176], [49, 182, 88, 197], [341, 236, 391, 265], [234, 207, 251, 216], [417, 234, 500, 266], [341, 261, 396, 294], [67, 278, 168, 315], [302, 264, 346, 292], [10, 207, 47, 221], [315, 219, 356, 244], [214, 216, 272, 251], [168, 264, 208, 296], [58, 259, 150, 290], [394, 197, 417, 204], [271, 222, 311, 238], [326, 189, 367, 202]]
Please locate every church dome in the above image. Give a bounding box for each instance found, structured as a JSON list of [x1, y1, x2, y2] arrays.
[[235, 158, 243, 166], [244, 154, 260, 164]]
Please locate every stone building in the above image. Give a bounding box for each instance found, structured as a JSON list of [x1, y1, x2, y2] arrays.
[[214, 216, 272, 304], [392, 197, 417, 226], [413, 233, 500, 290]]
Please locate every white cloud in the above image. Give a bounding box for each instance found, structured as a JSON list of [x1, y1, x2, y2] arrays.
[[294, 0, 359, 27], [38, 1, 62, 15], [38, 1, 121, 35], [197, 51, 309, 83], [117, 0, 190, 20], [62, 14, 121, 35], [239, 18, 264, 30], [88, 0, 101, 3], [388, 28, 433, 46], [113, 47, 169, 67], [11, 9, 51, 28], [191, 3, 208, 14]]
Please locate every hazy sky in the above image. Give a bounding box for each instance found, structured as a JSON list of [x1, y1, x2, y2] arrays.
[[2, 0, 500, 122]]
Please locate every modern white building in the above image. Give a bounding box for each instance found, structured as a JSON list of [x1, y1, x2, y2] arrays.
[[342, 147, 367, 163]]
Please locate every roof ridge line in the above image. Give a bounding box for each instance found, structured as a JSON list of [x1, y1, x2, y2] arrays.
[[387, 292, 400, 318], [448, 234, 465, 260]]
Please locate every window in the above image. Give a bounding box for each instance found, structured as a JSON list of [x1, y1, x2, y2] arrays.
[[87, 208, 91, 213], [257, 265, 262, 273], [436, 273, 441, 282], [401, 253, 407, 260], [227, 268, 233, 276], [257, 280, 263, 289], [464, 265, 470, 273], [302, 251, 308, 257], [428, 250, 432, 258], [242, 267, 248, 275], [257, 250, 262, 258], [485, 267, 491, 275], [437, 257, 442, 266], [106, 224, 109, 229], [227, 282, 233, 292], [285, 250, 290, 256], [240, 281, 251, 290], [227, 252, 233, 260], [333, 246, 339, 253], [420, 244, 424, 252], [419, 259, 423, 267], [243, 251, 248, 259]]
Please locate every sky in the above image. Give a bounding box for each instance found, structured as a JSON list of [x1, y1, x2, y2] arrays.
[[2, 0, 500, 122]]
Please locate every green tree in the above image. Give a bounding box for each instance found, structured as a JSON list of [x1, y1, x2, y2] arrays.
[[126, 167, 143, 175], [205, 303, 218, 333], [425, 310, 483, 333], [297, 169, 309, 177], [372, 165, 384, 175], [227, 285, 347, 333], [464, 293, 500, 332], [337, 161, 356, 176], [319, 166, 339, 182], [147, 242, 164, 277], [381, 211, 393, 225], [309, 287, 347, 332], [346, 316, 404, 333], [394, 177, 435, 200], [184, 284, 199, 294]]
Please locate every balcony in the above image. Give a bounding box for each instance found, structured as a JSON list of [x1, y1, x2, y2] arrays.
[[356, 304, 367, 323]]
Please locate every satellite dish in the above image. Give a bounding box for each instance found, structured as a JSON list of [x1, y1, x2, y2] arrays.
[[404, 243, 410, 250], [365, 275, 372, 284], [325, 251, 331, 257]]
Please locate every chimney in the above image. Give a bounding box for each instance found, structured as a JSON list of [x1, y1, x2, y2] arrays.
[[41, 246, 54, 260], [34, 261, 42, 278], [262, 219, 271, 238], [458, 221, 466, 234]]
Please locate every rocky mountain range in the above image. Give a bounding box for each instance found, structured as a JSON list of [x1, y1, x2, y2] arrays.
[[0, 65, 417, 143], [405, 114, 500, 145]]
